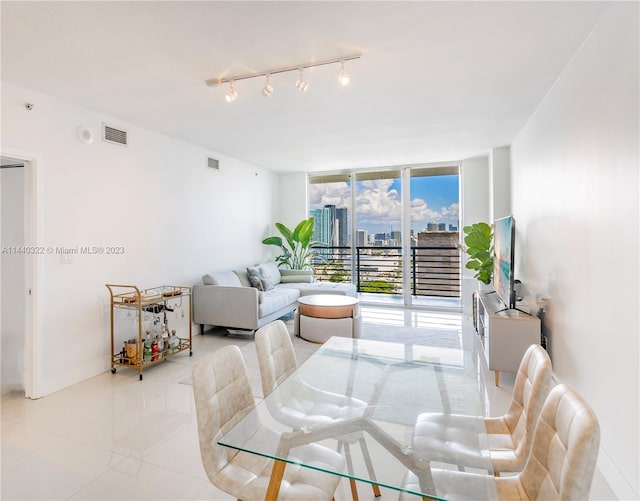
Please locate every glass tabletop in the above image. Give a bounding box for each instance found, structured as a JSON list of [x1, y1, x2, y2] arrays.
[[219, 336, 497, 500]]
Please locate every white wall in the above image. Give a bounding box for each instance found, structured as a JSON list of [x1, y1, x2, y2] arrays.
[[277, 172, 308, 229], [459, 155, 489, 314], [1, 82, 280, 396], [510, 3, 639, 498], [1, 166, 26, 393], [460, 155, 490, 231], [488, 146, 511, 221]]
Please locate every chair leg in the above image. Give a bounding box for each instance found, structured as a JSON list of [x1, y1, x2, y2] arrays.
[[359, 437, 381, 497], [343, 443, 359, 501]]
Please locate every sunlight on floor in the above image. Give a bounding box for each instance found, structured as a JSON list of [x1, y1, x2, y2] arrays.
[[361, 305, 463, 331]]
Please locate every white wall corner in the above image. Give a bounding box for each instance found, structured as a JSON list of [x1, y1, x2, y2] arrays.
[[488, 145, 511, 221]]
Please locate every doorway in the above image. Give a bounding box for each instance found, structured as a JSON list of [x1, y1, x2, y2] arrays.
[[1, 153, 38, 398]]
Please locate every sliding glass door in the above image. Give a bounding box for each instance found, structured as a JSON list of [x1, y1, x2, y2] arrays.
[[408, 167, 461, 306]]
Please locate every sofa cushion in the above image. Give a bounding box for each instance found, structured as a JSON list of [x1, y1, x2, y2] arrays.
[[258, 288, 300, 317], [280, 275, 314, 284], [234, 269, 253, 288], [273, 281, 357, 297], [203, 271, 242, 287], [258, 261, 281, 291], [246, 265, 263, 291]]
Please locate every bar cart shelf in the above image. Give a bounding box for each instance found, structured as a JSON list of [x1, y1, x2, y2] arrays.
[[105, 284, 192, 380]]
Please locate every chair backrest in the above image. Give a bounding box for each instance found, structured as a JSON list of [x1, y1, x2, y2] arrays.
[[519, 384, 600, 500], [191, 345, 256, 482], [501, 344, 553, 463], [255, 320, 298, 396]]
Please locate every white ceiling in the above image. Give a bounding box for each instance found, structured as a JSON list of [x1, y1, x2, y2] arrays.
[[1, 1, 609, 173]]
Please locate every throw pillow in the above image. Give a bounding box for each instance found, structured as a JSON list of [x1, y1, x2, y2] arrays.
[[246, 265, 264, 291], [258, 262, 281, 291]]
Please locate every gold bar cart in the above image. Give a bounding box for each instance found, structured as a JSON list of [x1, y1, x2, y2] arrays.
[[105, 284, 192, 380]]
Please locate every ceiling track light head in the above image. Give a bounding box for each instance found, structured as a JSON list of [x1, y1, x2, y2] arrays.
[[338, 60, 350, 86], [262, 73, 273, 97], [225, 81, 237, 103], [296, 68, 309, 93]]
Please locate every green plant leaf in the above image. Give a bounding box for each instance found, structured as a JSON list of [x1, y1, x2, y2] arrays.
[[275, 222, 295, 249], [262, 236, 283, 247]]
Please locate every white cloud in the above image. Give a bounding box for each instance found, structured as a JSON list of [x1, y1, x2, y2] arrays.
[[310, 180, 459, 231], [309, 182, 351, 209]]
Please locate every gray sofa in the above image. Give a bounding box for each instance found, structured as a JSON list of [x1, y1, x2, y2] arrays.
[[192, 261, 356, 333]]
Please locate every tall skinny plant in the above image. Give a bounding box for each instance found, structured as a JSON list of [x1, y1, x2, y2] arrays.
[[262, 217, 320, 269]]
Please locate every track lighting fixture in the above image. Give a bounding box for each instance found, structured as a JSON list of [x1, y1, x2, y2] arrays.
[[338, 60, 350, 86], [206, 54, 360, 102], [224, 81, 237, 103], [295, 68, 309, 93], [262, 73, 273, 97]]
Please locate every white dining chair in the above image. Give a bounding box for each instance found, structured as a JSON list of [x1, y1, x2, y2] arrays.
[[255, 320, 381, 499], [400, 383, 600, 500], [411, 344, 553, 474], [192, 344, 345, 501]]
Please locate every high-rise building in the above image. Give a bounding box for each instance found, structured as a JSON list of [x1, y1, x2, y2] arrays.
[[322, 204, 338, 246], [357, 229, 368, 247], [336, 207, 349, 247], [310, 207, 332, 246], [311, 204, 349, 247], [415, 230, 460, 297]]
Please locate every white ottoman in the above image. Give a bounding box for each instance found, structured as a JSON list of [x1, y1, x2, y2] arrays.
[[295, 294, 361, 343]]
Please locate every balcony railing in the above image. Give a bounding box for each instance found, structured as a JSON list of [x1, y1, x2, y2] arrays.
[[310, 246, 461, 297]]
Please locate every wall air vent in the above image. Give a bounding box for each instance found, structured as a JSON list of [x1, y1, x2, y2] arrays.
[[207, 157, 220, 170], [102, 123, 128, 146]]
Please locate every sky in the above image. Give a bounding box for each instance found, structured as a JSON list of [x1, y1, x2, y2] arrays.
[[309, 174, 459, 235]]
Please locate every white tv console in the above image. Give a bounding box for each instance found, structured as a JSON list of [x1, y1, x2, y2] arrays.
[[475, 291, 541, 386]]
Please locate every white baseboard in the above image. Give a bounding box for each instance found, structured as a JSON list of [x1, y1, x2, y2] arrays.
[[597, 445, 638, 500]]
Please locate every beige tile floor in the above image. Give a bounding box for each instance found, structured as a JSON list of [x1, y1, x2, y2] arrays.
[[1, 308, 616, 500]]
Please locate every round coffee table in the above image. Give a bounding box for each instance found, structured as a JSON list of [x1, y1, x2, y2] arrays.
[[296, 294, 360, 343]]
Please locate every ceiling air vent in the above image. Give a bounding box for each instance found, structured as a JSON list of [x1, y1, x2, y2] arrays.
[[207, 157, 220, 170], [102, 123, 128, 146]]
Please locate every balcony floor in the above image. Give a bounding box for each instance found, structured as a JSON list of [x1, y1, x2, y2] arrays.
[[358, 291, 461, 311]]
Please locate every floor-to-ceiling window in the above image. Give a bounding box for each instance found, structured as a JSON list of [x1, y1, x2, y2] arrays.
[[309, 165, 460, 308], [354, 169, 403, 297]]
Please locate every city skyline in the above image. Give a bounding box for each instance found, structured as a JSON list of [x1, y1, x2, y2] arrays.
[[309, 174, 459, 236]]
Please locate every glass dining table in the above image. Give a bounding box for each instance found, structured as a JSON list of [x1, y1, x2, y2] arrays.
[[218, 336, 498, 500]]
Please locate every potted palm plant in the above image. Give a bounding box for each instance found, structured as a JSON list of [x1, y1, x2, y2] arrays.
[[262, 217, 320, 269], [462, 221, 493, 288]]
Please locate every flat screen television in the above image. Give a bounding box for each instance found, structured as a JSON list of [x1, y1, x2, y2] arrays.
[[493, 215, 516, 310]]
